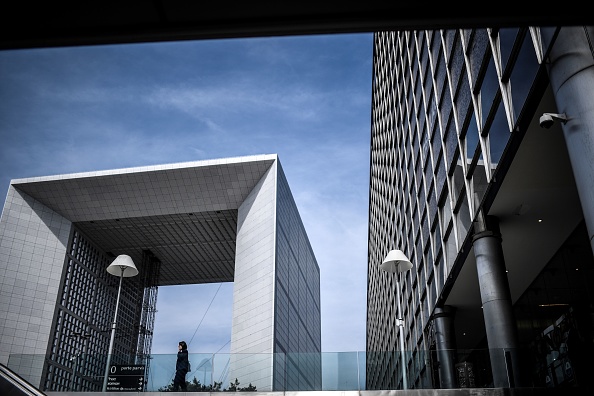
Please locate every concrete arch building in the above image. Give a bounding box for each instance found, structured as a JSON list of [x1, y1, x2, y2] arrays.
[[0, 154, 321, 392]]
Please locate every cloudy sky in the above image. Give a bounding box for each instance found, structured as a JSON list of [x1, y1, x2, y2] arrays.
[[0, 33, 373, 355]]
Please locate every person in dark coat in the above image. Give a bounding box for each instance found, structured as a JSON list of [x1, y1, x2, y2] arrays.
[[173, 341, 190, 391]]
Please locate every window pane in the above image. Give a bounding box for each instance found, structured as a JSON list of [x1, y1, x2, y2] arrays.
[[510, 33, 540, 123], [487, 101, 509, 167]]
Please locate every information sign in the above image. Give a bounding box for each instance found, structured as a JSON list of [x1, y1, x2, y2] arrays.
[[105, 364, 145, 392]]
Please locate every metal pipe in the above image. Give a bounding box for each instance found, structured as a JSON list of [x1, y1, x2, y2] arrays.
[[396, 275, 407, 390], [102, 267, 125, 392]]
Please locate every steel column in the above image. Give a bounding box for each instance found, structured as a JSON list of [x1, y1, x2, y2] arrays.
[[545, 26, 594, 255], [433, 306, 457, 389], [472, 215, 520, 388]]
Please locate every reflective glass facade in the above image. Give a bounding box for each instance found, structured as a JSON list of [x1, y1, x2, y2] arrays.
[[367, 27, 594, 390]]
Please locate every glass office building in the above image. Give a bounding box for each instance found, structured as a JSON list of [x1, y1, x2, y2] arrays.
[[0, 154, 321, 392], [367, 27, 594, 390]]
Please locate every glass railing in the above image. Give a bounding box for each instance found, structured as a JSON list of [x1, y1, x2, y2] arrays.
[[6, 347, 574, 392]]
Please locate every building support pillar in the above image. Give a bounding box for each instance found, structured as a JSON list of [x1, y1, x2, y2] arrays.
[[433, 305, 457, 389], [545, 26, 594, 255], [472, 214, 521, 388]]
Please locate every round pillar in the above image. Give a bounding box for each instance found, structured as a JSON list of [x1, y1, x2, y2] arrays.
[[433, 305, 457, 388], [546, 26, 594, 255], [473, 215, 521, 387]]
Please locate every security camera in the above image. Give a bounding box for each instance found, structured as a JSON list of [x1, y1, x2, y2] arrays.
[[539, 113, 568, 129], [539, 114, 555, 129]]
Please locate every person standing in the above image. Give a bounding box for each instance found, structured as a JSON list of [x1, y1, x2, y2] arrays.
[[173, 341, 189, 391]]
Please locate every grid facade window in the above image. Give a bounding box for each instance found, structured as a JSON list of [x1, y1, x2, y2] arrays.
[[367, 27, 546, 389], [42, 229, 159, 392]]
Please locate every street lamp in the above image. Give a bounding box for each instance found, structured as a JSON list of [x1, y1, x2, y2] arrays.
[[102, 254, 138, 392], [380, 249, 413, 390]]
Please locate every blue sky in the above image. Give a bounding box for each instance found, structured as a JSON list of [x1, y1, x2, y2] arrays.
[[0, 33, 373, 355]]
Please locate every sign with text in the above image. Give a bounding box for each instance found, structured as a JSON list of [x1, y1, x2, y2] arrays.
[[106, 364, 145, 392]]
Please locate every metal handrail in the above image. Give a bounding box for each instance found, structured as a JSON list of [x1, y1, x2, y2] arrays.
[[0, 363, 47, 396]]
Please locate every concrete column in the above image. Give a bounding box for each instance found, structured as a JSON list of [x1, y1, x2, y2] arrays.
[[433, 306, 457, 388], [544, 26, 594, 255], [472, 215, 521, 388]]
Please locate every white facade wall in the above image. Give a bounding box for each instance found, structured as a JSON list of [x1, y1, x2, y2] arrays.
[[0, 186, 71, 379], [230, 161, 277, 391]]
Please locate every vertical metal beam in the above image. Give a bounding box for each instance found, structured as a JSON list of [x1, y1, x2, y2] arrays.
[[396, 276, 408, 390], [102, 268, 125, 392]]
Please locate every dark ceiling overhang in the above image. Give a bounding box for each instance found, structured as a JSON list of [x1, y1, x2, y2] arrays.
[[2, 2, 593, 50]]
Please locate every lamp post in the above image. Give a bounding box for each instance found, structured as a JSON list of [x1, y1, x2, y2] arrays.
[[380, 249, 413, 390], [102, 254, 138, 392]]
